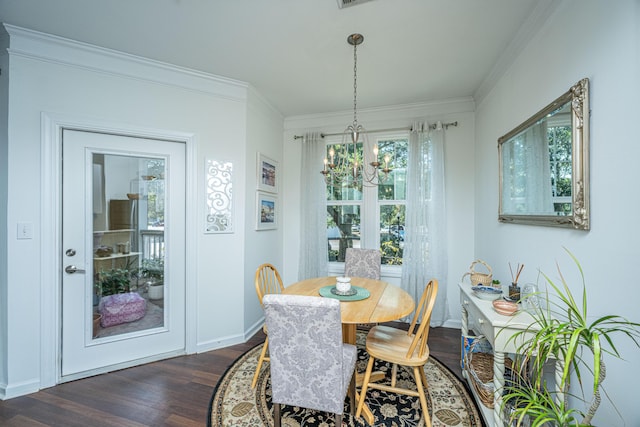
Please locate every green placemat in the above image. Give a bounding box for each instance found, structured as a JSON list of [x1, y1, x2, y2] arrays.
[[318, 285, 370, 301]]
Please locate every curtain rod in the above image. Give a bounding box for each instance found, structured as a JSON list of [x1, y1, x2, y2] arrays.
[[292, 121, 458, 140]]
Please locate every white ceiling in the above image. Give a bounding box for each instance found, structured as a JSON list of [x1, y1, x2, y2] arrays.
[[1, 0, 543, 117]]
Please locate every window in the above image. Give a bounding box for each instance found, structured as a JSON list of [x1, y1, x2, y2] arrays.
[[325, 133, 408, 266]]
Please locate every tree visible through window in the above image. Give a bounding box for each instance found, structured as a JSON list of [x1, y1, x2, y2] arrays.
[[548, 125, 572, 215]]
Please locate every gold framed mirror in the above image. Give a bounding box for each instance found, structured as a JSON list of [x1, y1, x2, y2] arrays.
[[498, 78, 589, 230]]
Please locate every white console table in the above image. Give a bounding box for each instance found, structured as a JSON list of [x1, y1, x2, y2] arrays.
[[459, 283, 562, 427]]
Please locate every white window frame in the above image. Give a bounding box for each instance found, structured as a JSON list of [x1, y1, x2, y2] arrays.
[[325, 131, 409, 277]]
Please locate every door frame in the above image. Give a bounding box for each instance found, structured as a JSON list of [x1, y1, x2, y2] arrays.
[[40, 112, 198, 387]]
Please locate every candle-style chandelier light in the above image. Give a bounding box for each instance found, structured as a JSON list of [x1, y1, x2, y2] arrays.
[[321, 33, 392, 187]]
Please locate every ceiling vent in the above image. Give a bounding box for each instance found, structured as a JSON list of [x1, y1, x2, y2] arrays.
[[337, 0, 375, 9]]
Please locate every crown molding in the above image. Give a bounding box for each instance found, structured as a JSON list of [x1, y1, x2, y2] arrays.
[[474, 0, 563, 107], [3, 23, 248, 102]]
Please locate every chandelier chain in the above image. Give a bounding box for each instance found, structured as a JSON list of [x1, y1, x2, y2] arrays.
[[352, 40, 358, 127], [320, 33, 392, 187]]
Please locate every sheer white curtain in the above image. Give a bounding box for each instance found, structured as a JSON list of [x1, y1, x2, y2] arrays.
[[298, 132, 328, 280], [501, 122, 552, 214], [523, 122, 553, 214], [400, 122, 448, 326]]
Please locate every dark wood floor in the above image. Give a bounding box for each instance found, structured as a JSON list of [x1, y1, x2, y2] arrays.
[[0, 324, 462, 426]]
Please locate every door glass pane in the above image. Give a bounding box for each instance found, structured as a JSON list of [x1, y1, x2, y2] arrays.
[[92, 153, 165, 339]]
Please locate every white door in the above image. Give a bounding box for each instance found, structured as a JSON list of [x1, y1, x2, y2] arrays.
[[61, 129, 186, 379]]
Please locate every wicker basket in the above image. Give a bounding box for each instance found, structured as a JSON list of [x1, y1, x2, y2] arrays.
[[461, 259, 494, 288], [464, 337, 513, 408], [460, 332, 492, 370]]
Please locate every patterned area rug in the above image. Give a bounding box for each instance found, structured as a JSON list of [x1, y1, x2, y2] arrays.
[[209, 332, 484, 426]]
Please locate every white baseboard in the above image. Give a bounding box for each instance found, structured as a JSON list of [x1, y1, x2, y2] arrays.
[[0, 378, 42, 400], [442, 318, 462, 329], [196, 317, 264, 354]]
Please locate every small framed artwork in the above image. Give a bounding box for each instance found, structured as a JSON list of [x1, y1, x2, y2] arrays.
[[257, 152, 278, 193], [256, 191, 277, 230]]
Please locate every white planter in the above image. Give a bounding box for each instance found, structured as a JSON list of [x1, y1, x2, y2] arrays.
[[148, 283, 164, 300]]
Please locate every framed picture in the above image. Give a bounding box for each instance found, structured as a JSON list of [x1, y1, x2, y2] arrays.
[[257, 152, 278, 193], [256, 191, 277, 230]]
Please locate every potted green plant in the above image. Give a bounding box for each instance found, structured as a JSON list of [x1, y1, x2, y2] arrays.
[[141, 257, 164, 300], [503, 249, 640, 426], [97, 268, 132, 297]]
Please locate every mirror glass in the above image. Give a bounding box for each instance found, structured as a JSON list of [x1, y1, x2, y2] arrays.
[[498, 78, 589, 230]]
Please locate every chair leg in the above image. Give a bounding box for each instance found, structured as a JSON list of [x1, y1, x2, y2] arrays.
[[391, 363, 398, 387], [274, 402, 281, 427], [251, 337, 269, 389], [335, 412, 342, 426], [355, 356, 376, 419], [420, 364, 428, 390], [348, 372, 356, 416], [413, 366, 432, 427]]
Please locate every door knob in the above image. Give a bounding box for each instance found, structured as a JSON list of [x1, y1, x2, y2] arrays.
[[65, 265, 86, 274]]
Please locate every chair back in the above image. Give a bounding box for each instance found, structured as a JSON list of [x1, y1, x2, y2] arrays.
[[255, 263, 284, 304], [405, 279, 439, 359], [262, 294, 351, 415], [344, 248, 381, 279]]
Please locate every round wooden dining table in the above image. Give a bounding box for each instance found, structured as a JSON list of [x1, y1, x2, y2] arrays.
[[283, 276, 415, 424], [284, 276, 415, 344]]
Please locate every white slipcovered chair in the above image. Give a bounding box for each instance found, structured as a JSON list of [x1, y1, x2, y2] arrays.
[[344, 248, 381, 280], [263, 293, 357, 427]]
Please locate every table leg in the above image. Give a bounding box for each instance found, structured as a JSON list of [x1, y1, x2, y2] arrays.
[[493, 351, 505, 427], [460, 304, 469, 380], [343, 324, 356, 345]]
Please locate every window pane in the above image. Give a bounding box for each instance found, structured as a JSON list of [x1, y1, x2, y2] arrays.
[[327, 205, 360, 262], [325, 142, 363, 201], [379, 204, 405, 265], [326, 180, 363, 201], [377, 139, 408, 201]]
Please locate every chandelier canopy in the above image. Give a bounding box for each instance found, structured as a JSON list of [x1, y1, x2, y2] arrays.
[[321, 33, 392, 187]]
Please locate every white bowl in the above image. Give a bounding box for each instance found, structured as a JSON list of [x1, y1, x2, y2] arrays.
[[472, 285, 503, 301]]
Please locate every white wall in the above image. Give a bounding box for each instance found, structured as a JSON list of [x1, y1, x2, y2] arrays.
[[474, 0, 640, 423], [282, 99, 476, 327], [243, 87, 285, 337], [0, 25, 282, 398]]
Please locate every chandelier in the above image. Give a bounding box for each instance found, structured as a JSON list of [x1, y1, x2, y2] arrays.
[[321, 33, 392, 186]]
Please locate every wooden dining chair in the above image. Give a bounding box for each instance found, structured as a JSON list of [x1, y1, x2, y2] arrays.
[[251, 263, 285, 389], [263, 293, 357, 427], [344, 248, 381, 280], [355, 279, 439, 427]]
